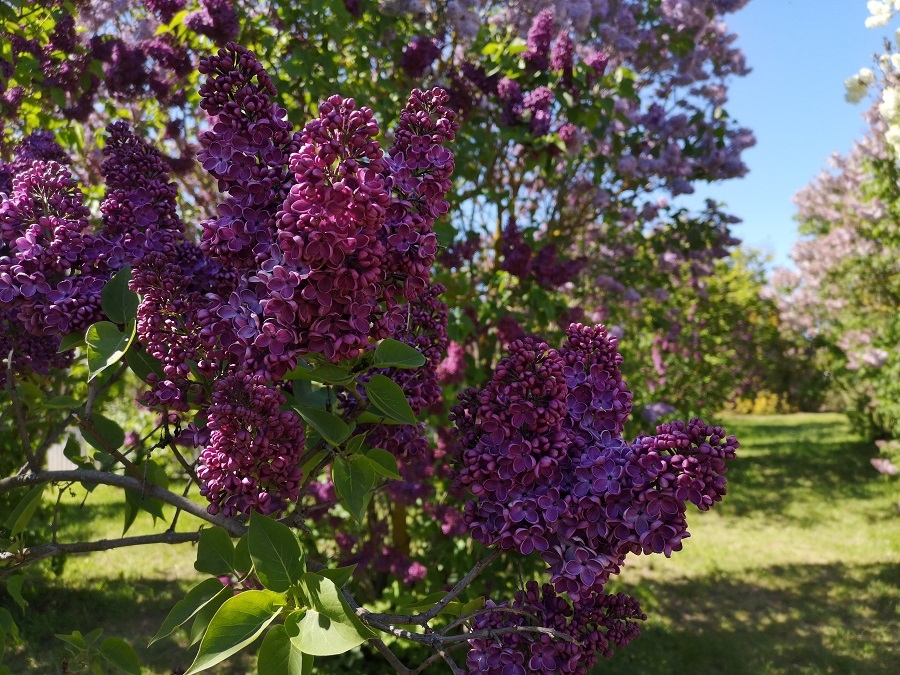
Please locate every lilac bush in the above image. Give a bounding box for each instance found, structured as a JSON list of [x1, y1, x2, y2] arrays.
[[0, 12, 747, 673]]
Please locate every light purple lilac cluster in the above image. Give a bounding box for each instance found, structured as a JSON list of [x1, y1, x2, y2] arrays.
[[0, 146, 108, 339], [197, 372, 305, 517], [452, 323, 737, 665], [466, 581, 645, 675]]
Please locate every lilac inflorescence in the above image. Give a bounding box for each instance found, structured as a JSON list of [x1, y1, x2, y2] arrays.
[[197, 42, 300, 269], [466, 581, 645, 675], [453, 321, 737, 615], [0, 159, 107, 337], [197, 372, 305, 517]]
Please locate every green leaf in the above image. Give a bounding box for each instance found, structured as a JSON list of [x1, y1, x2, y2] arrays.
[[185, 590, 284, 674], [248, 513, 304, 593], [101, 266, 139, 325], [290, 404, 350, 447], [98, 637, 141, 675], [364, 375, 416, 425], [85, 321, 133, 381], [16, 382, 44, 411], [316, 565, 356, 590], [123, 461, 168, 534], [81, 413, 125, 453], [354, 411, 405, 426], [398, 591, 446, 613], [290, 574, 375, 656], [151, 578, 228, 646], [194, 527, 235, 576], [344, 433, 366, 456], [4, 576, 25, 613], [57, 332, 85, 352], [233, 534, 252, 576], [189, 585, 232, 647], [124, 345, 165, 383], [55, 630, 87, 651], [5, 485, 44, 537], [257, 625, 308, 675], [366, 448, 401, 480], [331, 457, 376, 522], [284, 363, 353, 384], [42, 395, 79, 409], [373, 339, 426, 369], [0, 607, 19, 644]]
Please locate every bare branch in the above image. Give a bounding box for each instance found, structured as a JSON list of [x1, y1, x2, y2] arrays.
[[442, 624, 579, 646], [374, 549, 501, 626], [6, 348, 38, 471], [0, 470, 245, 536], [369, 639, 412, 675], [0, 530, 200, 576]]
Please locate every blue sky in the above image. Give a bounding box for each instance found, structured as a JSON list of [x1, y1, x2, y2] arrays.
[[684, 0, 888, 269]]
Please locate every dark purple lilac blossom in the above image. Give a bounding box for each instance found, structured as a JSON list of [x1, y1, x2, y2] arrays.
[[143, 0, 186, 23], [453, 322, 737, 605], [186, 0, 240, 46], [197, 42, 300, 269], [399, 35, 440, 78], [197, 372, 305, 517], [466, 581, 645, 675]]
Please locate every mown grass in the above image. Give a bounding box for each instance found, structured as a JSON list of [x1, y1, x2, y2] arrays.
[[3, 414, 899, 673], [600, 413, 900, 675]]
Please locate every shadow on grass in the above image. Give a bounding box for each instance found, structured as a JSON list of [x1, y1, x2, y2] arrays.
[[714, 417, 888, 522], [600, 561, 900, 675], [0, 575, 252, 675]]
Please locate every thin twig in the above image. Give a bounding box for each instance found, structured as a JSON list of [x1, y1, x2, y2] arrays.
[[374, 549, 501, 625], [76, 416, 143, 480], [6, 348, 37, 471], [370, 639, 412, 675], [0, 470, 245, 536], [0, 530, 200, 576], [439, 606, 531, 635]]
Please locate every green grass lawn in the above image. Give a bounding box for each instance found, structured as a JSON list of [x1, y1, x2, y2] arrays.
[[3, 413, 899, 674], [602, 413, 900, 675]]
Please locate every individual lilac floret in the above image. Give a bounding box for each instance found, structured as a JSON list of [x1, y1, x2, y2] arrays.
[[466, 582, 645, 675], [198, 372, 305, 517]]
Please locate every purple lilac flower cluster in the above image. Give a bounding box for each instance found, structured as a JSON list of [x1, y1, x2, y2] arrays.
[[453, 323, 736, 663], [197, 372, 305, 517], [466, 581, 645, 675], [0, 156, 108, 338], [399, 35, 441, 78], [500, 220, 584, 289], [197, 43, 300, 269], [186, 0, 240, 46]]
